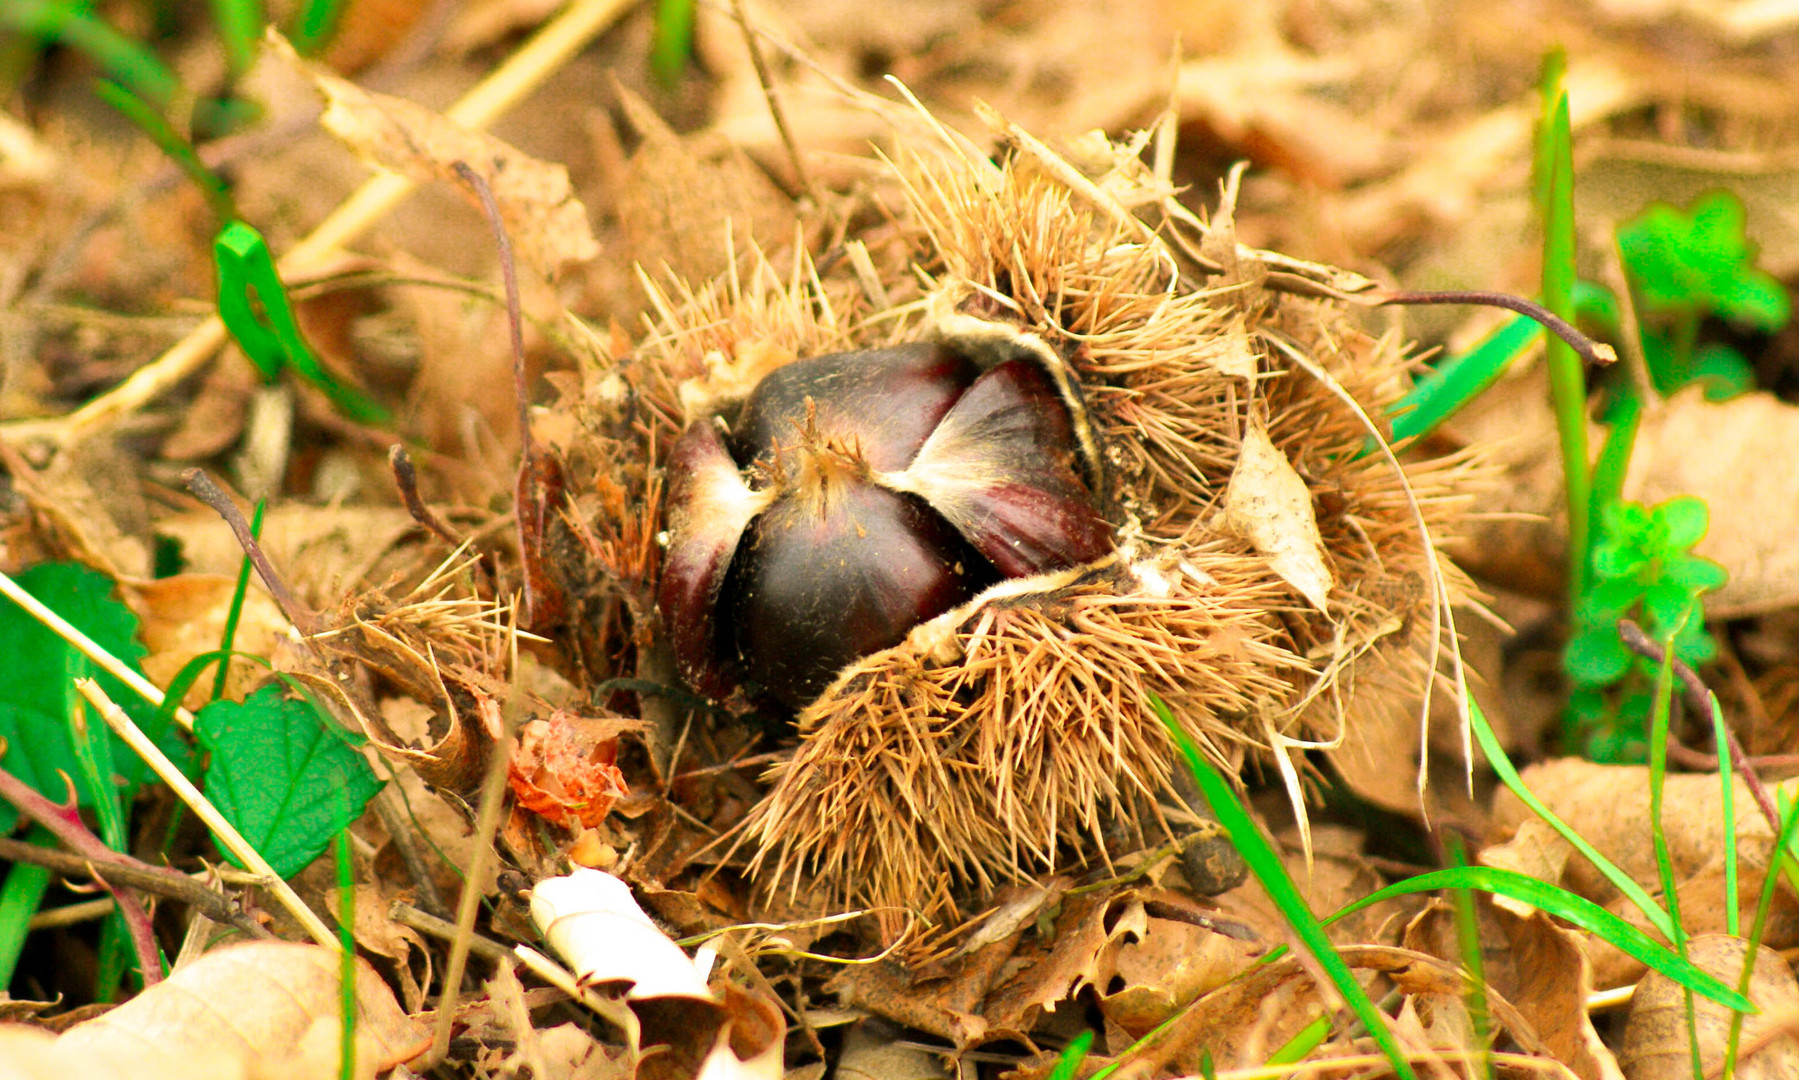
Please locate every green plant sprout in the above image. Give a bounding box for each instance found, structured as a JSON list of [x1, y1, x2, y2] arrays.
[[214, 221, 392, 426], [1564, 499, 1727, 759], [1615, 191, 1792, 402]]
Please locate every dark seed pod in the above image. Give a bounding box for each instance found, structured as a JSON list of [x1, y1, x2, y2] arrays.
[[658, 342, 1113, 708]]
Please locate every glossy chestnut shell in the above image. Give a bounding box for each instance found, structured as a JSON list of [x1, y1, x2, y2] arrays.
[[658, 342, 1112, 708]]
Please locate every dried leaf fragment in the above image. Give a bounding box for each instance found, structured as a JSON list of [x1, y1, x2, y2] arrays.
[[10, 941, 429, 1080], [270, 33, 598, 280], [1218, 419, 1334, 612]]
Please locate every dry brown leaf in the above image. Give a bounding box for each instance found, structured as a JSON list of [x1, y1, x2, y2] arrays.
[[270, 34, 597, 281], [1624, 387, 1799, 617], [156, 504, 419, 610], [1094, 895, 1261, 1036], [1217, 417, 1334, 612], [1620, 934, 1799, 1080], [0, 941, 428, 1080], [1406, 896, 1624, 1080], [124, 574, 289, 707], [609, 88, 798, 295]]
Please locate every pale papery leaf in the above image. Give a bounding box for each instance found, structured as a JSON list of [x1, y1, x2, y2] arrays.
[[1218, 418, 1334, 612], [3, 941, 428, 1080], [267, 34, 598, 281], [530, 868, 715, 1001]]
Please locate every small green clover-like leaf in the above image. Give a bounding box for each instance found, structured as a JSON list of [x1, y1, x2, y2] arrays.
[[1662, 553, 1728, 594], [1689, 342, 1757, 402], [1565, 625, 1634, 688], [1652, 496, 1709, 552], [1591, 540, 1648, 583], [196, 684, 383, 879], [1641, 581, 1698, 640], [1618, 191, 1791, 330], [1581, 577, 1644, 625], [0, 563, 192, 833]]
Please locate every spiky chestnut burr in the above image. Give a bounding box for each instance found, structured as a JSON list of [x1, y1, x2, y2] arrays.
[[658, 342, 1114, 708]]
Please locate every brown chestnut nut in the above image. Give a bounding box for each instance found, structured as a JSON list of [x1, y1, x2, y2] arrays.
[[658, 342, 1113, 709]]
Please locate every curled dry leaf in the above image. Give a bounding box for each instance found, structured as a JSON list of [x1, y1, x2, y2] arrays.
[[531, 867, 714, 1001], [1406, 895, 1624, 1080], [1216, 417, 1335, 612], [508, 709, 638, 829], [1620, 934, 1799, 1080], [269, 34, 598, 281], [0, 941, 427, 1080]]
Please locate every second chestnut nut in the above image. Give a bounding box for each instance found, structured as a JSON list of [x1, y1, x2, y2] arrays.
[[658, 341, 1115, 709]]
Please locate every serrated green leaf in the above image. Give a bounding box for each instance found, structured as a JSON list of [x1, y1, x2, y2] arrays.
[[196, 685, 383, 878], [0, 563, 191, 833]]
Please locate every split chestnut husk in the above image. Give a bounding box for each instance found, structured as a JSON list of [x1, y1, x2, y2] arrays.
[[659, 342, 1113, 708], [571, 114, 1480, 928]]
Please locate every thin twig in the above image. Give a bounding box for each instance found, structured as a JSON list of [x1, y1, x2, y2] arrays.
[[183, 469, 320, 637], [422, 646, 525, 1067], [0, 568, 198, 732], [1617, 620, 1781, 833], [1375, 288, 1617, 371], [730, 0, 814, 200], [0, 836, 269, 939], [75, 678, 342, 950], [389, 445, 464, 548], [388, 901, 512, 963]]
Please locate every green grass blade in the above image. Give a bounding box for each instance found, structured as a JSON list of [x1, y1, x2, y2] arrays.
[[1266, 1013, 1331, 1067], [1589, 389, 1642, 515], [209, 0, 263, 77], [1447, 835, 1496, 1080], [0, 827, 57, 989], [1540, 87, 1591, 606], [92, 79, 237, 226], [652, 0, 695, 86], [290, 0, 347, 56], [1151, 695, 1418, 1080], [1386, 315, 1542, 445], [1647, 624, 1685, 948], [1328, 866, 1751, 1013], [1, 0, 178, 109], [1469, 693, 1678, 940], [1048, 1029, 1094, 1080], [336, 818, 357, 1080], [1711, 694, 1738, 939], [214, 222, 391, 425], [213, 500, 265, 701], [1725, 794, 1799, 1077]]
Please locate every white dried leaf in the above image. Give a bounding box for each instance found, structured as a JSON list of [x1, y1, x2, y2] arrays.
[[531, 869, 714, 1001], [1220, 419, 1333, 612]]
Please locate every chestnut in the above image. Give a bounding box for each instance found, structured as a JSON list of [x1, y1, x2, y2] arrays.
[[658, 342, 1113, 708]]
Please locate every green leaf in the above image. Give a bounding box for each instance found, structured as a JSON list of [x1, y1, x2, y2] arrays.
[[1653, 497, 1709, 551], [196, 685, 384, 878], [1564, 626, 1633, 687], [0, 563, 191, 832], [1662, 554, 1728, 594], [1590, 541, 1647, 583], [1619, 191, 1791, 331], [214, 222, 391, 426], [1689, 342, 1756, 402], [1328, 867, 1753, 1013]]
